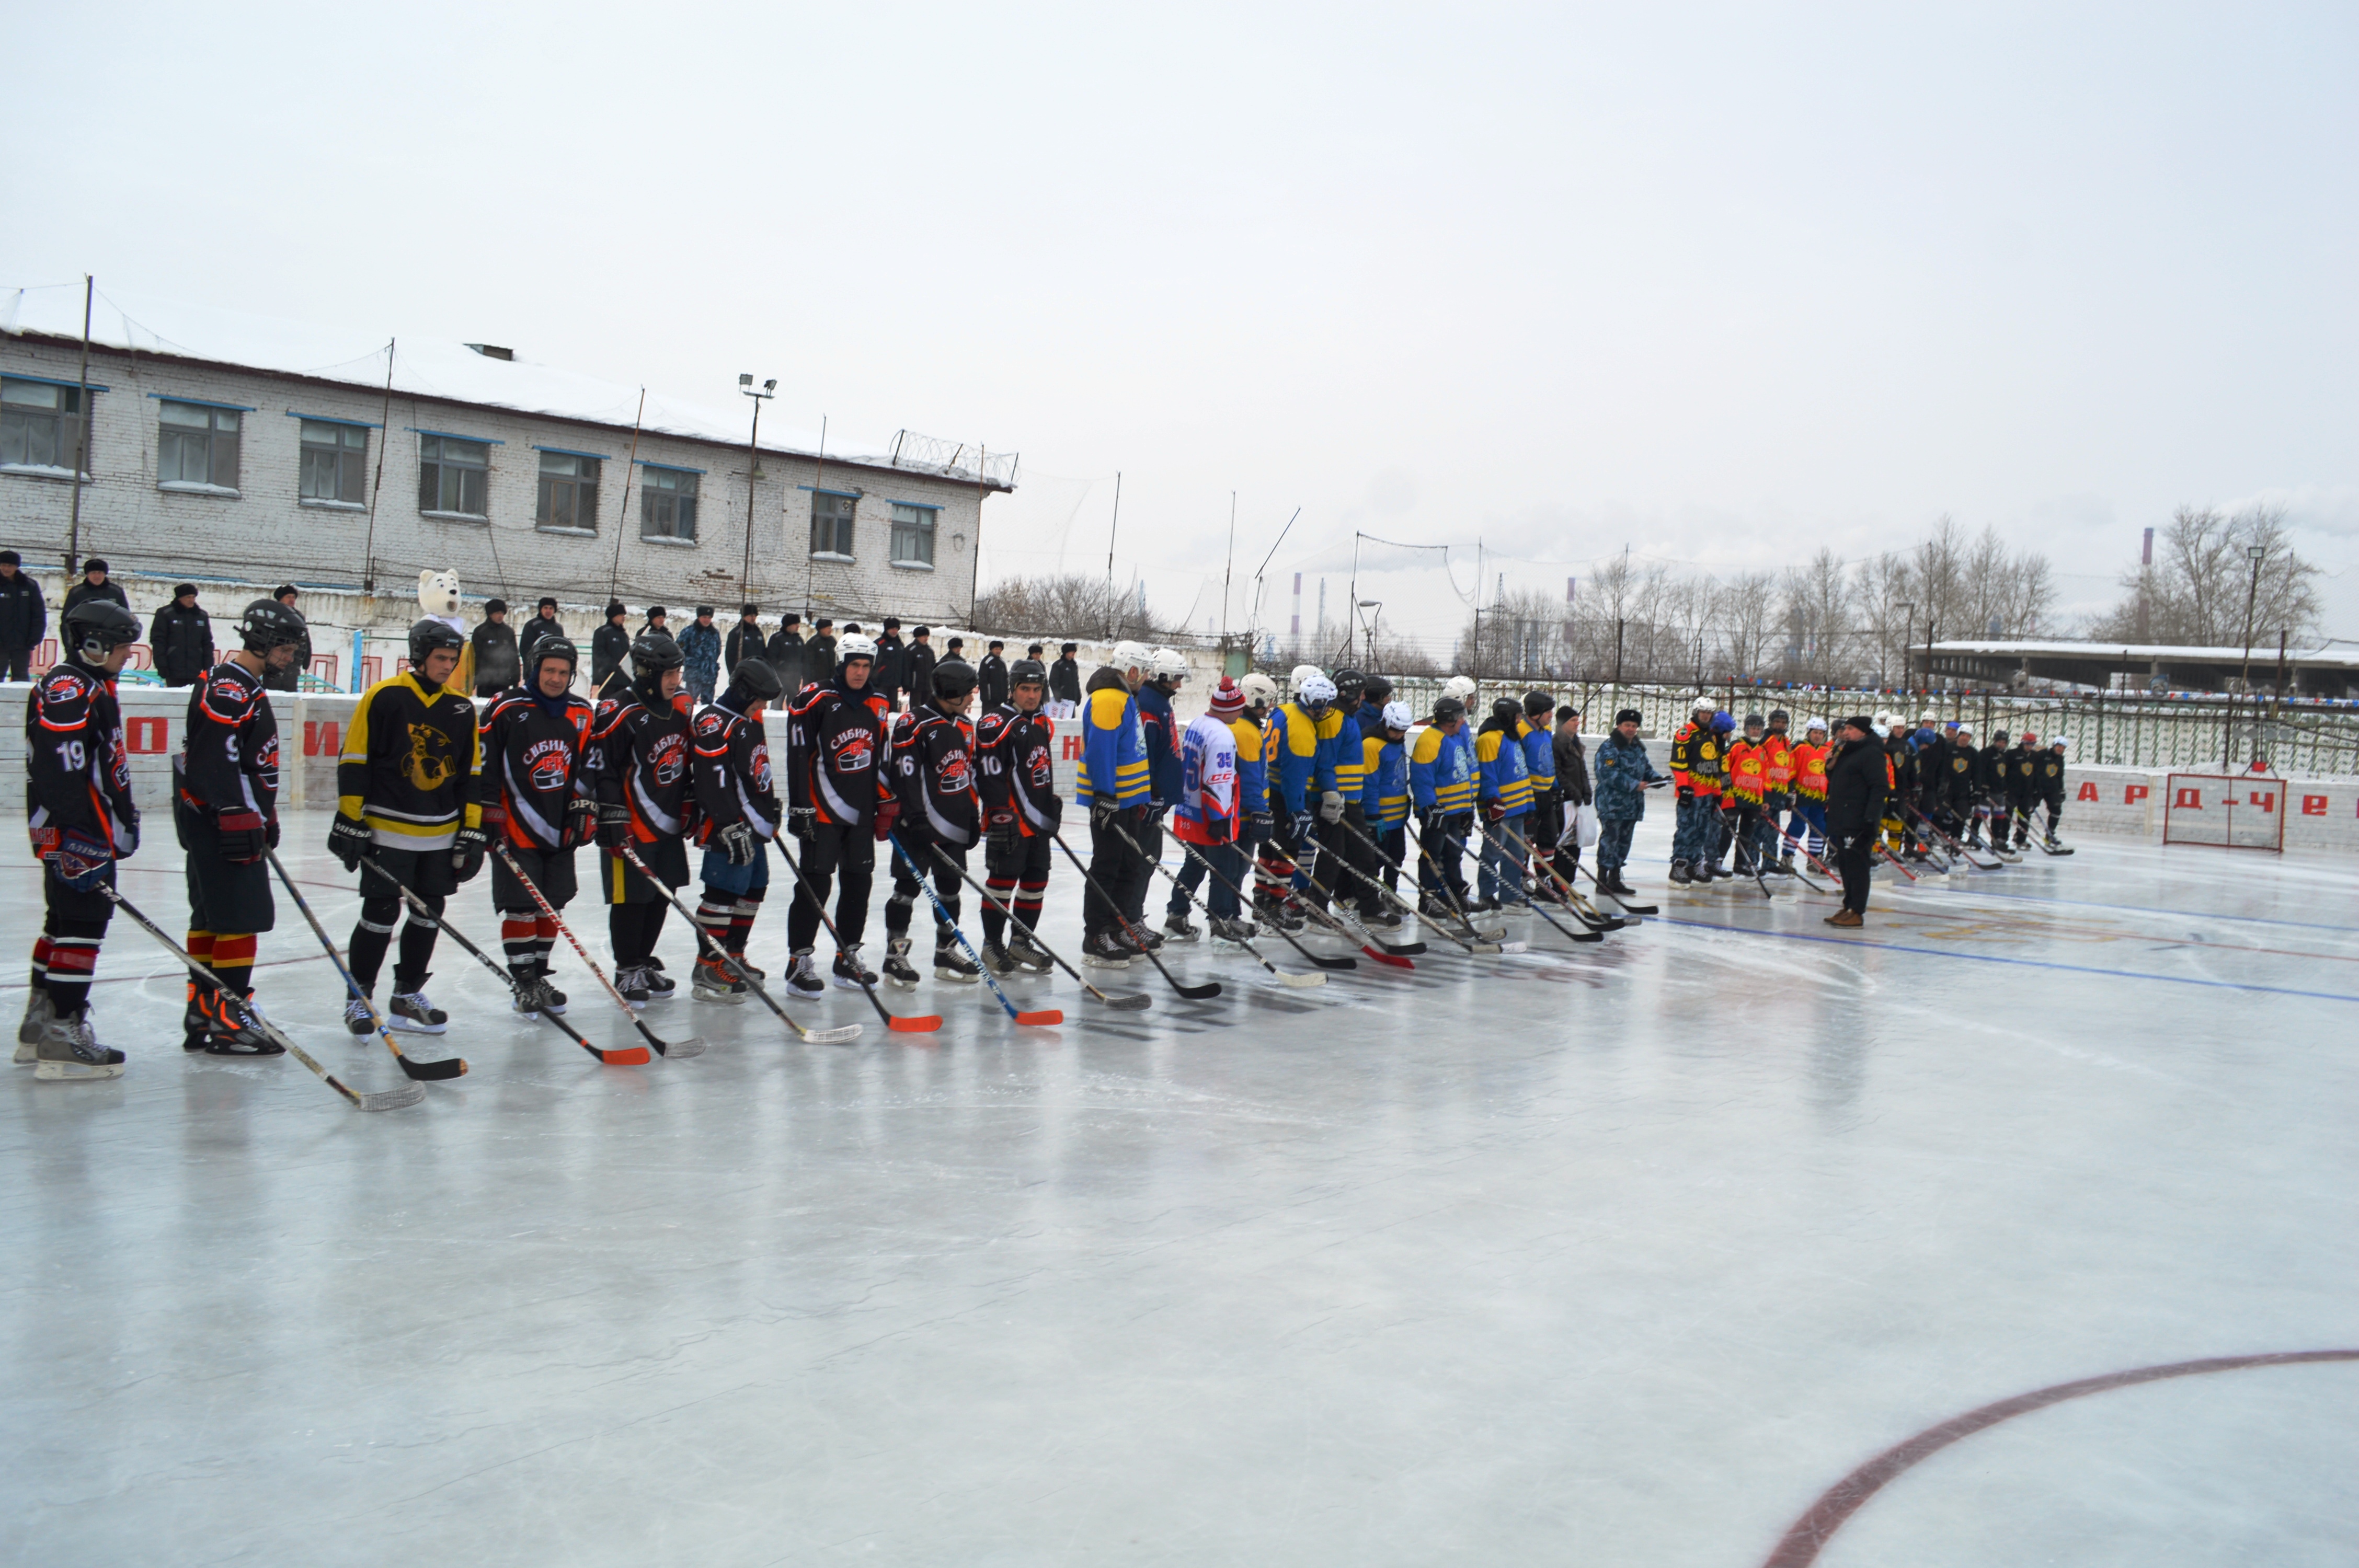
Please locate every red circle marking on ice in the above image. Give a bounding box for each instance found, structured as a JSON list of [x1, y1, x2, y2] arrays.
[[1760, 1349, 2359, 1568]]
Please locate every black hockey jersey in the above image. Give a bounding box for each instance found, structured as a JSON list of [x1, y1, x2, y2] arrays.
[[474, 687, 595, 852], [176, 659, 279, 821], [338, 671, 481, 849], [976, 703, 1059, 836], [588, 689, 696, 844], [787, 673, 892, 829], [691, 697, 780, 844], [889, 707, 980, 845], [24, 661, 139, 855]]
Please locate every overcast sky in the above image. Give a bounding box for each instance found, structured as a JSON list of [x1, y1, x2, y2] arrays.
[[7, 3, 2355, 647]]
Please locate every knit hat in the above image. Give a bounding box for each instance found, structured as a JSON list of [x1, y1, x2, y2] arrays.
[[1208, 677, 1245, 717], [485, 597, 508, 614], [1614, 707, 1642, 725], [174, 583, 198, 598]]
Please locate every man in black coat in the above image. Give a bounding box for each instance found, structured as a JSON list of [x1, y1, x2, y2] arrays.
[[804, 618, 838, 685], [874, 617, 907, 708], [591, 601, 632, 695], [264, 584, 310, 691], [62, 558, 129, 617], [903, 626, 936, 716], [1823, 716, 1887, 927], [1049, 642, 1082, 716], [148, 583, 215, 686], [978, 639, 1009, 711], [472, 598, 520, 696], [0, 550, 48, 681], [725, 604, 765, 674], [766, 612, 806, 700], [518, 596, 565, 673], [1551, 704, 1590, 889]]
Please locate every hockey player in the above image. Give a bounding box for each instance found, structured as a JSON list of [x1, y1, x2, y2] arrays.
[[2003, 729, 2039, 848], [1759, 710, 1796, 872], [589, 630, 696, 1005], [976, 657, 1060, 974], [1519, 693, 1561, 901], [328, 619, 482, 1033], [1667, 696, 1719, 884], [2036, 736, 2068, 846], [686, 652, 784, 1001], [1358, 699, 1413, 921], [1880, 715, 1916, 856], [1936, 722, 1976, 845], [1135, 649, 1188, 933], [1167, 677, 1253, 941], [1721, 712, 1769, 875], [782, 631, 894, 996], [881, 658, 983, 988], [1787, 718, 1831, 861], [1471, 696, 1534, 909], [174, 597, 308, 1056], [1408, 694, 1477, 914], [473, 633, 596, 1017], [18, 598, 142, 1079], [1967, 727, 2005, 849], [1323, 670, 1377, 917], [1258, 669, 1339, 926], [1075, 642, 1154, 965]]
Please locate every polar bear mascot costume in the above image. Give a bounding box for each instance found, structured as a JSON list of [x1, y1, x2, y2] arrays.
[[418, 569, 473, 690]]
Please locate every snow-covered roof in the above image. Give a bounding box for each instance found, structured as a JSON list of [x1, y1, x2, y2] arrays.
[[1925, 639, 2359, 667], [0, 284, 1014, 489]]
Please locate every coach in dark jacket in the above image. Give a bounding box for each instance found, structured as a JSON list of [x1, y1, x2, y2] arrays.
[[874, 618, 908, 707], [518, 597, 565, 672], [62, 558, 129, 617], [264, 584, 310, 691], [1049, 643, 1082, 710], [978, 640, 1009, 711], [0, 550, 48, 680], [903, 626, 937, 712], [148, 584, 215, 686], [1823, 716, 1888, 926], [766, 613, 806, 698], [472, 599, 520, 696], [590, 601, 632, 695]]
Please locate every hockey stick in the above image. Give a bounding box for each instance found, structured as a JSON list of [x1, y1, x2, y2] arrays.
[[1107, 819, 1326, 988], [1464, 817, 1604, 944], [613, 840, 862, 1044], [1170, 836, 1354, 972], [1872, 842, 1921, 882], [887, 833, 1062, 1023], [350, 857, 651, 1066], [266, 849, 466, 1081], [1337, 810, 1538, 935], [1764, 822, 1839, 893], [773, 832, 942, 1033], [1254, 839, 1415, 967], [1402, 810, 1621, 932], [484, 846, 704, 1059], [1048, 824, 1221, 1000], [1399, 816, 1507, 939], [1907, 806, 2002, 870], [1398, 820, 1522, 954], [924, 837, 1152, 1010], [95, 882, 426, 1110], [1572, 859, 1660, 915]]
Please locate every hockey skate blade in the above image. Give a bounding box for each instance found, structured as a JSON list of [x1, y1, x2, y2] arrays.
[[1013, 1009, 1064, 1026], [888, 1013, 945, 1033], [34, 1059, 124, 1081], [354, 1082, 429, 1111]]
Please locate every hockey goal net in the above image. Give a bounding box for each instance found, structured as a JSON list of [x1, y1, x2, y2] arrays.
[[2161, 773, 2286, 851]]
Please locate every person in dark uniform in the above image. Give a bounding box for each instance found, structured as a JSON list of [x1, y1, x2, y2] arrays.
[[2004, 729, 2039, 848], [767, 612, 806, 699], [977, 639, 1009, 712], [903, 625, 937, 716], [2036, 736, 2068, 846], [781, 631, 892, 997], [687, 654, 784, 1000], [724, 603, 766, 678], [262, 585, 310, 692], [804, 618, 838, 687], [148, 583, 215, 687], [880, 658, 983, 988], [518, 596, 566, 675], [475, 633, 596, 1017], [976, 657, 1060, 974], [471, 598, 520, 697], [0, 549, 47, 682], [1823, 716, 1886, 928], [61, 558, 129, 617], [873, 617, 908, 709], [1049, 642, 1083, 717], [588, 631, 697, 1005], [590, 601, 632, 696]]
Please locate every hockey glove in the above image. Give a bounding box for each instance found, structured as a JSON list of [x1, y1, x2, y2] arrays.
[[328, 814, 372, 872], [596, 801, 631, 851], [873, 799, 900, 843], [1292, 809, 1318, 844], [1484, 799, 1506, 823], [50, 826, 112, 891], [788, 804, 817, 842], [1676, 785, 1694, 801], [1040, 793, 1063, 828], [215, 808, 268, 866], [1318, 789, 1345, 825], [1205, 812, 1232, 846], [1091, 799, 1119, 828], [564, 795, 600, 849], [986, 813, 1019, 854], [1244, 811, 1273, 844], [718, 820, 758, 867], [452, 824, 489, 883]]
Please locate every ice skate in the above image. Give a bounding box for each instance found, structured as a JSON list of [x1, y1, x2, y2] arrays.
[[387, 984, 448, 1034], [1362, 904, 1403, 930], [982, 939, 1017, 976], [1209, 915, 1258, 943], [881, 938, 922, 990], [34, 1011, 124, 1081], [16, 987, 52, 1064], [1007, 929, 1056, 973], [692, 954, 748, 1003], [1669, 861, 1692, 885], [726, 955, 765, 985], [832, 947, 878, 991], [343, 994, 377, 1036], [783, 949, 824, 1001], [199, 990, 284, 1056], [1161, 911, 1201, 944], [932, 943, 980, 984], [1081, 931, 1132, 969], [1119, 924, 1164, 955], [642, 956, 678, 999], [614, 965, 654, 1007]]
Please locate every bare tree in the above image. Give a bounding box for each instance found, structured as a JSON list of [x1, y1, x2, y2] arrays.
[[1777, 548, 1857, 684], [1722, 570, 1781, 676], [969, 572, 1164, 642], [2090, 504, 2320, 645]]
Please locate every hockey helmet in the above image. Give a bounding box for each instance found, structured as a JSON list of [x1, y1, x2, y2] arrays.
[[629, 630, 684, 676], [1432, 695, 1468, 724], [1332, 668, 1366, 705], [1524, 689, 1554, 718], [1297, 673, 1337, 712], [1149, 647, 1189, 683], [1239, 671, 1279, 708], [2047, 735, 2067, 750], [1440, 674, 1477, 702], [238, 597, 307, 653], [932, 659, 979, 700], [1381, 699, 1413, 731], [1768, 708, 1790, 726], [61, 598, 139, 662], [1692, 694, 1717, 714], [407, 617, 466, 665], [1113, 640, 1153, 673], [1743, 711, 1765, 732], [725, 655, 784, 704], [532, 635, 580, 674], [1711, 710, 1735, 733], [1491, 697, 1522, 727], [835, 631, 878, 663], [1804, 716, 1827, 734], [1007, 657, 1048, 689], [1363, 674, 1395, 706]]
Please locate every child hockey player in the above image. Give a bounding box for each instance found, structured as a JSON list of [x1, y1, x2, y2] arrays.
[[782, 631, 894, 997]]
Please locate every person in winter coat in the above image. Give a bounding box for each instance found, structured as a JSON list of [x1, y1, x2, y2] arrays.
[[261, 585, 310, 692], [680, 606, 722, 702], [1588, 709, 1663, 896], [148, 584, 216, 687], [518, 596, 566, 675], [804, 618, 838, 686], [1551, 705, 1590, 889], [766, 613, 806, 699], [1049, 642, 1082, 717], [590, 601, 632, 696], [61, 558, 129, 618], [873, 618, 908, 708], [978, 640, 1009, 711], [470, 599, 520, 697], [903, 627, 937, 718], [1823, 716, 1888, 926], [0, 550, 49, 680]]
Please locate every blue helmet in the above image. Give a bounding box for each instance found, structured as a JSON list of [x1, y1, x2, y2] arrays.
[[1711, 710, 1735, 733]]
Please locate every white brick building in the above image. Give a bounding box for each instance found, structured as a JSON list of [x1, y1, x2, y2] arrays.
[[0, 287, 1013, 624]]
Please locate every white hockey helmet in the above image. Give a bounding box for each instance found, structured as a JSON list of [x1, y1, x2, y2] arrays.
[[1297, 672, 1337, 707], [1804, 716, 1827, 734], [1873, 711, 1894, 730], [1441, 674, 1478, 703], [1239, 671, 1279, 707], [1112, 639, 1152, 672], [1381, 699, 1413, 731], [1691, 694, 1716, 714], [1149, 647, 1189, 681], [836, 631, 878, 661]]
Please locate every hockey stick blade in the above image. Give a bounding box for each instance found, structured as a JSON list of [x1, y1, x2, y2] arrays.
[[1091, 984, 1154, 1010], [1049, 827, 1220, 1001], [1013, 1007, 1066, 1025]]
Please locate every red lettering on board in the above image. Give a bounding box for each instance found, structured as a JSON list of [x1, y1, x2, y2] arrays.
[[126, 717, 168, 754], [2301, 794, 2327, 816]]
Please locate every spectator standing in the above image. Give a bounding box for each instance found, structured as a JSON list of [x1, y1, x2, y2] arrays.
[[518, 596, 566, 672], [1823, 716, 1886, 928], [804, 618, 838, 685], [644, 605, 670, 638], [1049, 642, 1082, 718], [945, 636, 965, 663], [591, 601, 632, 695], [62, 558, 129, 617], [1552, 705, 1590, 888], [0, 550, 49, 679], [724, 604, 765, 676], [979, 640, 1009, 711], [262, 585, 309, 692], [681, 606, 721, 702], [767, 612, 806, 698], [904, 626, 937, 714], [148, 583, 216, 687], [471, 598, 520, 697], [874, 617, 907, 708]]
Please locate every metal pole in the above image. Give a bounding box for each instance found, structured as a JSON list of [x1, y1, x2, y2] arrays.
[[64, 276, 93, 573], [738, 394, 764, 598], [606, 388, 647, 601], [2232, 551, 2262, 768], [800, 416, 827, 620], [1105, 470, 1121, 639], [360, 338, 396, 595], [1220, 492, 1236, 651]]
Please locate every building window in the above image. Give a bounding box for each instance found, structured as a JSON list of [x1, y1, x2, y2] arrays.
[[640, 466, 698, 541], [419, 434, 489, 517], [300, 421, 369, 504], [1, 378, 87, 473], [537, 452, 600, 530], [890, 502, 936, 567], [158, 400, 241, 490], [810, 492, 855, 558]]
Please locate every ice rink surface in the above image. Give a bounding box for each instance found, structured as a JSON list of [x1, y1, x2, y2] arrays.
[[4, 809, 2354, 1566]]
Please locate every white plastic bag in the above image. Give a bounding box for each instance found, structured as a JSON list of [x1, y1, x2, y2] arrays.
[[1570, 803, 1600, 849]]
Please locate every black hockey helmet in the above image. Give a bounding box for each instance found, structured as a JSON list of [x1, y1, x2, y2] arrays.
[[1007, 657, 1048, 689], [629, 630, 685, 677], [532, 635, 580, 673], [932, 659, 979, 701], [1768, 708, 1790, 725], [1332, 668, 1366, 705], [725, 655, 783, 704], [1362, 674, 1394, 706], [407, 618, 466, 664], [1490, 696, 1522, 727], [61, 598, 139, 662], [1523, 689, 1553, 717], [1433, 695, 1467, 723], [239, 597, 306, 654], [1744, 711, 1765, 731]]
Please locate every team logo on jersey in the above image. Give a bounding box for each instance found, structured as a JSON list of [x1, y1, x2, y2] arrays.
[[524, 736, 574, 793], [40, 671, 82, 709], [404, 723, 456, 792], [256, 733, 281, 773], [108, 734, 131, 790], [649, 733, 688, 787], [1028, 753, 1052, 787], [937, 751, 972, 793], [831, 730, 874, 772], [751, 742, 772, 792]]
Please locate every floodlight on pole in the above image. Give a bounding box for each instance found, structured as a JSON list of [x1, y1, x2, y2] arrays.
[[737, 373, 777, 599]]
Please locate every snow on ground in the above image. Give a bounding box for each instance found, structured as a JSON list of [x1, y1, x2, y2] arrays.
[[3, 809, 2353, 1566]]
